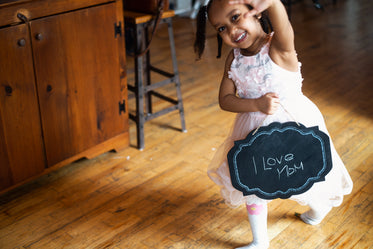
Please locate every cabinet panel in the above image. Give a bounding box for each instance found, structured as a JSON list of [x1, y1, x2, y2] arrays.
[[0, 24, 46, 189], [30, 3, 128, 167]]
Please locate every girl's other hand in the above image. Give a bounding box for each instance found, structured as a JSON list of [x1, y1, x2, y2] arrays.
[[256, 92, 279, 115], [229, 0, 273, 16]]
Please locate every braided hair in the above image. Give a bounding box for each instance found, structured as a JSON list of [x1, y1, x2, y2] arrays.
[[194, 1, 272, 60]]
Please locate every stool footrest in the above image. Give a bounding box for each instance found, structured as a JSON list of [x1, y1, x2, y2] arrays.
[[145, 105, 179, 121], [128, 84, 136, 92], [150, 65, 175, 78], [128, 85, 179, 105], [129, 105, 179, 122], [145, 78, 174, 92], [129, 113, 138, 122], [149, 91, 178, 105]]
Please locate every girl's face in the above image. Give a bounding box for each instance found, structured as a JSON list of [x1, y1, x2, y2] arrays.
[[208, 0, 265, 51]]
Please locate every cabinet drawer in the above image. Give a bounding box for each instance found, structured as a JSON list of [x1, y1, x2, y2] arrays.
[[0, 0, 114, 27]]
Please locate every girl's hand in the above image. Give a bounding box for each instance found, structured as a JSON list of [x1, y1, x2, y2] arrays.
[[229, 0, 273, 16], [256, 92, 280, 115]]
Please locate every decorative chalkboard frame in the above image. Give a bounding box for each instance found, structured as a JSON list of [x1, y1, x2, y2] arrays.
[[227, 122, 333, 200]]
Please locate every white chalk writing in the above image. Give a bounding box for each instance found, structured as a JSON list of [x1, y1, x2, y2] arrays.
[[251, 154, 304, 180]]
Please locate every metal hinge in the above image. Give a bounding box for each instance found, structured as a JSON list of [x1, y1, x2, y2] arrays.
[[114, 22, 122, 38], [119, 100, 126, 115]]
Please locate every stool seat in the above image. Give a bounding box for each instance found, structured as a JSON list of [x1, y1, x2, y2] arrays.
[[124, 9, 186, 150], [124, 10, 175, 24]]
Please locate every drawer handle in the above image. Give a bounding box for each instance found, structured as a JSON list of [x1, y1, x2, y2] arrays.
[[17, 13, 28, 23]]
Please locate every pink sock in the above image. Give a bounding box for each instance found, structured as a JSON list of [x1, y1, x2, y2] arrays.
[[236, 203, 269, 249]]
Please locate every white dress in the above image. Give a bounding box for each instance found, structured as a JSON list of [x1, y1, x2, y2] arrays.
[[208, 36, 353, 208]]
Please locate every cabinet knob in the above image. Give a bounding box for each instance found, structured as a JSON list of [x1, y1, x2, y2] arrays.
[[46, 85, 53, 92], [35, 33, 43, 41], [5, 86, 13, 96], [17, 39, 26, 47]]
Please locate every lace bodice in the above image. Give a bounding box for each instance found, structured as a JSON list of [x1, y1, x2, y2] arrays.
[[228, 37, 304, 103]]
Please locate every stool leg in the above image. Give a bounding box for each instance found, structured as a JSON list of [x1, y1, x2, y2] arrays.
[[134, 23, 146, 150], [144, 25, 153, 116], [167, 19, 187, 132]]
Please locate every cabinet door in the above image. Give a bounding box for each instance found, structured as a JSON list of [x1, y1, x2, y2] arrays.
[[0, 24, 46, 190], [30, 3, 128, 167]]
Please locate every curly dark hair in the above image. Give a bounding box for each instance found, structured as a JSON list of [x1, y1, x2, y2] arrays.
[[194, 1, 272, 60]]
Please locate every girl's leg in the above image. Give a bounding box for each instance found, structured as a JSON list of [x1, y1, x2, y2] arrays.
[[300, 201, 332, 225], [236, 203, 269, 249]]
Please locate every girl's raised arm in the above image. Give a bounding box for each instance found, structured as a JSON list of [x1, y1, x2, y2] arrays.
[[229, 0, 298, 71]]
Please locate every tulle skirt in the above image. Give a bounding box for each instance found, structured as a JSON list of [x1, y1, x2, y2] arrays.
[[208, 95, 353, 208]]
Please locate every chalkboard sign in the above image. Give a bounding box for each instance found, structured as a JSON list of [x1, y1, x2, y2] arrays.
[[227, 122, 332, 200]]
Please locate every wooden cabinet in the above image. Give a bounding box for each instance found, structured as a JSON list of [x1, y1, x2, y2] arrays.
[[0, 0, 129, 192]]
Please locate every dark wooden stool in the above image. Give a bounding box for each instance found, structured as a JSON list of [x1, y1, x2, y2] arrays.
[[124, 10, 186, 150]]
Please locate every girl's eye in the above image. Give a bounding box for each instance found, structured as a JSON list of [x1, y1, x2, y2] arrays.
[[232, 14, 240, 22], [218, 26, 225, 33]]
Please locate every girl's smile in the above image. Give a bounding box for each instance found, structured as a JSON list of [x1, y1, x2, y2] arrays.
[[234, 31, 247, 43]]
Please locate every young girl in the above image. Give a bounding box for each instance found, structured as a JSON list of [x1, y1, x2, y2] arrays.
[[194, 0, 353, 248]]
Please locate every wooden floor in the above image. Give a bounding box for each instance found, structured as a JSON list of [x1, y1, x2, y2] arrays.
[[1, 0, 372, 248]]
